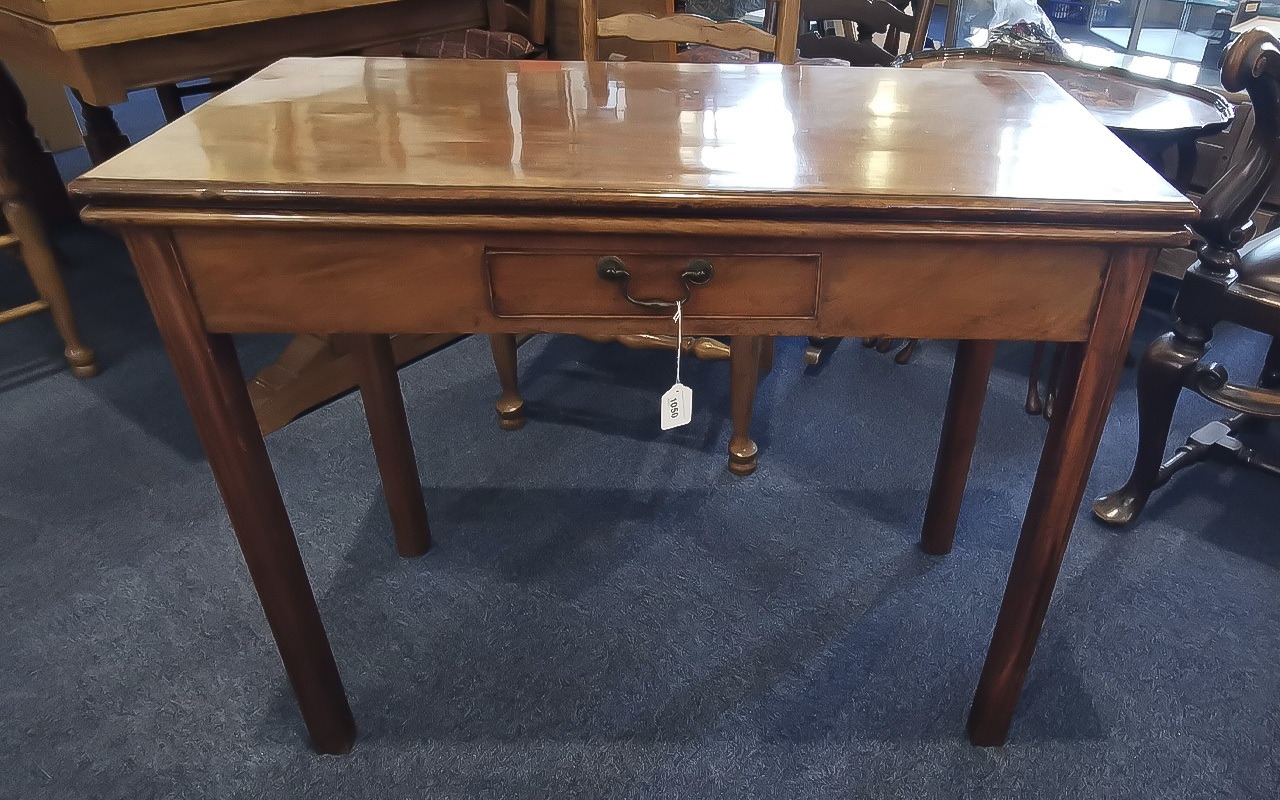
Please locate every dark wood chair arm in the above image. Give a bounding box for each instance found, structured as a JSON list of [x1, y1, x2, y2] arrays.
[[1188, 361, 1280, 417]]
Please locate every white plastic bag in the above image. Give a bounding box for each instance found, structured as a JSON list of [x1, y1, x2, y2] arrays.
[[961, 0, 1066, 56]]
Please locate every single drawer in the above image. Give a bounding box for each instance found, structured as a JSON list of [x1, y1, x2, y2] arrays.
[[487, 249, 820, 318]]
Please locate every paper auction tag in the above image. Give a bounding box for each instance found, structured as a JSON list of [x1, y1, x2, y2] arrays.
[[660, 382, 693, 430], [660, 301, 693, 430]]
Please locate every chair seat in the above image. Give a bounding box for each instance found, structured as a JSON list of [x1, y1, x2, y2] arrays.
[[1219, 228, 1280, 336], [1237, 227, 1280, 296], [408, 29, 536, 60]]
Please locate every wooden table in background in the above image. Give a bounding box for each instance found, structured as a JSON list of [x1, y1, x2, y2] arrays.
[[0, 0, 489, 430], [74, 58, 1196, 753], [897, 46, 1235, 186], [0, 0, 492, 102]]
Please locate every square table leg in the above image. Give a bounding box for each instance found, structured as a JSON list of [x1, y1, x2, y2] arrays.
[[339, 333, 431, 558], [121, 229, 356, 754], [968, 248, 1153, 745], [922, 340, 997, 555]]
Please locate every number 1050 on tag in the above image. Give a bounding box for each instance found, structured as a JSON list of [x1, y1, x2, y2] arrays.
[[660, 383, 692, 430]]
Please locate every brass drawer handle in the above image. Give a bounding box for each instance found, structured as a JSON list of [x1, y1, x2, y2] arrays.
[[595, 256, 714, 310]]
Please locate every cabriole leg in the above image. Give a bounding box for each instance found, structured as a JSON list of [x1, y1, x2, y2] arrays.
[[1091, 331, 1205, 526], [488, 333, 526, 430], [729, 335, 763, 476]]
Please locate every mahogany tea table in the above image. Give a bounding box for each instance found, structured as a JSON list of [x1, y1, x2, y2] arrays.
[[72, 57, 1197, 753]]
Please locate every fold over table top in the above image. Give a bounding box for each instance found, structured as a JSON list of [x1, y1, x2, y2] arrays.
[[0, 0, 223, 23], [0, 0, 412, 48], [74, 58, 1199, 231]]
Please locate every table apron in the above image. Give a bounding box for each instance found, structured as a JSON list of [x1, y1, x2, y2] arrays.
[[166, 225, 1118, 342]]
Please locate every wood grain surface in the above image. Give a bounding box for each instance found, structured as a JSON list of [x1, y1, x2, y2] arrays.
[[74, 58, 1196, 226]]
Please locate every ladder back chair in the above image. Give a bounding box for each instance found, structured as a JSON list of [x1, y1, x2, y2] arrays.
[[1094, 28, 1280, 525], [581, 0, 801, 64]]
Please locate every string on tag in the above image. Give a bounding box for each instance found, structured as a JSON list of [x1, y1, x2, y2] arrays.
[[660, 300, 693, 430], [673, 301, 683, 385]]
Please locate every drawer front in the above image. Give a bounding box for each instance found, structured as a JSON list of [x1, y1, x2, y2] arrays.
[[487, 249, 820, 318]]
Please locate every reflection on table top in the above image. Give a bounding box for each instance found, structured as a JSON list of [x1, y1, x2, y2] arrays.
[[75, 58, 1194, 223]]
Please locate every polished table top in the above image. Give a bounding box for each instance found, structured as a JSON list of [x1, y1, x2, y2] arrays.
[[79, 58, 1195, 226]]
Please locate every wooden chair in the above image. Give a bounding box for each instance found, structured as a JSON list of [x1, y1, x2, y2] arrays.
[[794, 0, 927, 367], [485, 0, 800, 475], [1093, 29, 1280, 525], [796, 0, 924, 66], [0, 65, 96, 378]]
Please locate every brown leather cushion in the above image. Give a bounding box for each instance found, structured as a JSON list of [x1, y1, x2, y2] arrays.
[[408, 29, 535, 60], [1236, 228, 1280, 296]]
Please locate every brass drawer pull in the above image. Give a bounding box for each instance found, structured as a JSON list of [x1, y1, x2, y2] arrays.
[[595, 256, 714, 310]]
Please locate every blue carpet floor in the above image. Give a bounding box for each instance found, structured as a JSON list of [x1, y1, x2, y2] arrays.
[[2, 89, 1279, 798]]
